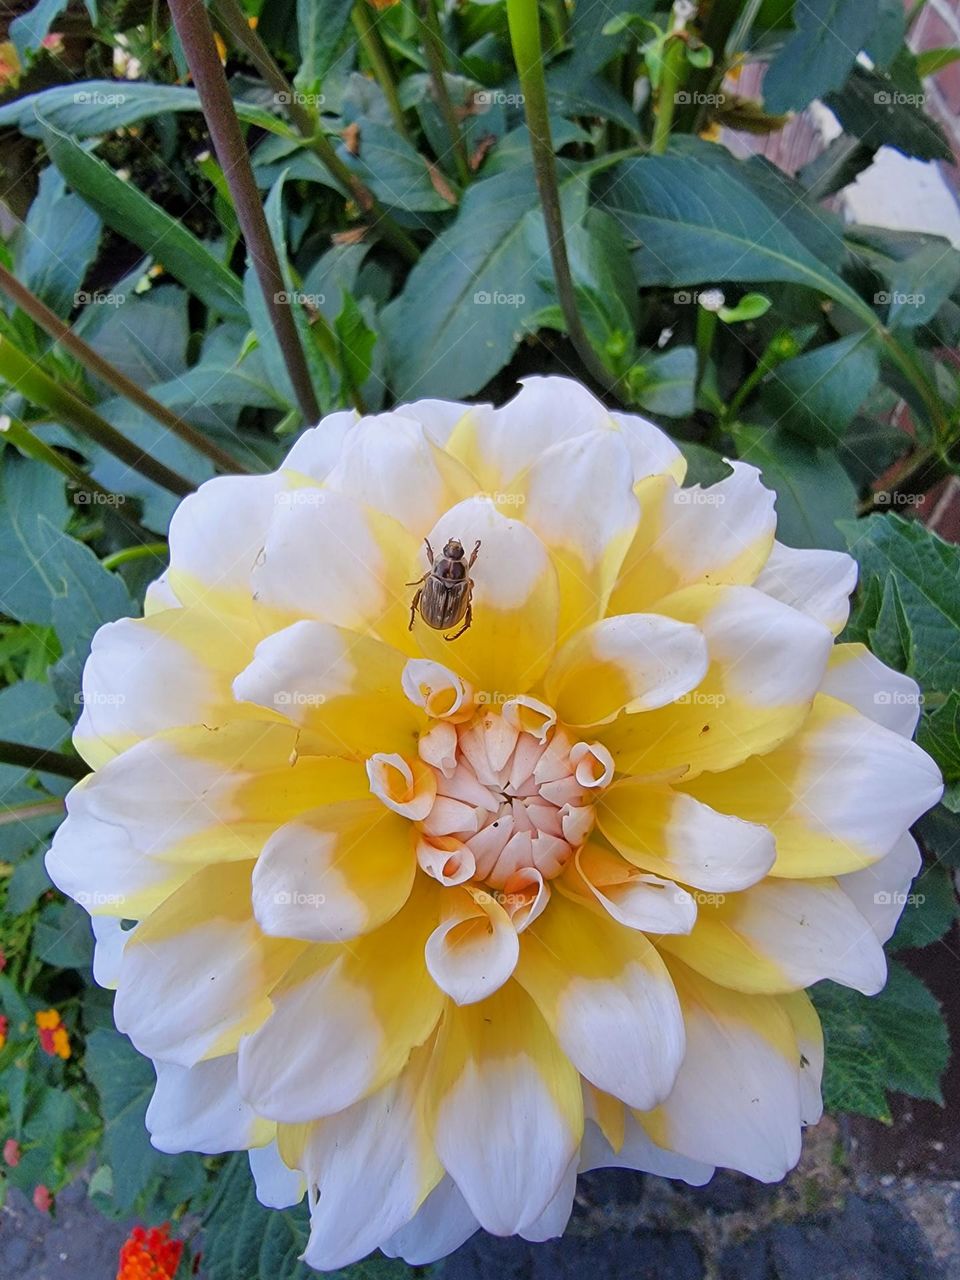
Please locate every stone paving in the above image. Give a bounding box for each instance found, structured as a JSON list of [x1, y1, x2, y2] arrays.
[[3, 1118, 958, 1279]]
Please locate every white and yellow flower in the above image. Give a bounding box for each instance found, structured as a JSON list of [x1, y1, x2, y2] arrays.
[[48, 377, 942, 1269]]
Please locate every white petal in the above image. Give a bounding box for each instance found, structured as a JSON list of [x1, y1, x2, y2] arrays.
[[147, 1056, 265, 1154], [579, 1114, 714, 1185], [610, 410, 686, 484], [754, 541, 857, 634], [518, 1156, 577, 1242], [381, 1175, 479, 1265], [479, 376, 613, 485], [425, 888, 519, 1005], [836, 832, 923, 944], [281, 410, 357, 480], [249, 1140, 306, 1209], [820, 643, 923, 736], [91, 916, 132, 989]]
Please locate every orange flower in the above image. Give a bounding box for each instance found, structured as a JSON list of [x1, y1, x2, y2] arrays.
[[35, 1009, 71, 1059], [117, 1224, 183, 1280], [0, 1013, 8, 1051]]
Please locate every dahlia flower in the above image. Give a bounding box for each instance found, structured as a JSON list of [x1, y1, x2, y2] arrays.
[[48, 377, 942, 1269]]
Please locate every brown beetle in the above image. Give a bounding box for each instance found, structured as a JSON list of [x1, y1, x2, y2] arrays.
[[407, 537, 481, 641]]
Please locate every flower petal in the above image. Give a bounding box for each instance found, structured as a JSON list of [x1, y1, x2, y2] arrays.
[[301, 1046, 443, 1272], [599, 586, 833, 779], [641, 960, 806, 1182], [753, 541, 857, 634], [658, 876, 887, 995], [570, 844, 697, 935], [381, 1176, 479, 1265], [249, 1140, 306, 1209], [252, 799, 416, 942], [427, 980, 582, 1236], [597, 780, 776, 893], [819, 643, 923, 736], [425, 886, 519, 1004], [232, 620, 420, 756], [610, 463, 776, 614], [684, 695, 943, 877], [238, 882, 444, 1122], [516, 892, 685, 1110], [545, 613, 708, 727], [836, 832, 923, 945], [114, 861, 302, 1066], [146, 1055, 269, 1154], [579, 1110, 714, 1185]]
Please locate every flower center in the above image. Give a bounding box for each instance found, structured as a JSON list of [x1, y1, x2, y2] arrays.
[[414, 700, 613, 890]]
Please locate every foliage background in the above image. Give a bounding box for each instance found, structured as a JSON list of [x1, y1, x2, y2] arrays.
[[0, 0, 958, 1274]]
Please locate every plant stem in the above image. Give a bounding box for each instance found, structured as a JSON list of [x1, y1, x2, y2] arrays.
[[212, 0, 420, 265], [0, 739, 88, 781], [0, 414, 114, 499], [416, 0, 471, 185], [0, 264, 251, 475], [652, 34, 686, 155], [506, 0, 621, 396], [352, 2, 412, 142], [547, 0, 570, 46], [169, 0, 321, 426], [0, 337, 193, 495], [101, 542, 168, 570]]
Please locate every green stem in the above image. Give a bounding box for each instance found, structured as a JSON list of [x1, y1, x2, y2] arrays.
[[507, 0, 621, 396], [652, 35, 686, 155], [211, 0, 420, 265], [0, 264, 252, 475], [695, 306, 717, 385], [169, 0, 321, 425], [723, 330, 797, 423], [0, 338, 193, 495], [546, 0, 570, 48], [0, 739, 88, 781], [352, 2, 412, 142], [416, 0, 471, 185], [1, 414, 114, 499], [101, 542, 168, 570]]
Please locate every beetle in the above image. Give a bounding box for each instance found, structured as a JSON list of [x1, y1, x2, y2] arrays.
[[407, 537, 481, 641]]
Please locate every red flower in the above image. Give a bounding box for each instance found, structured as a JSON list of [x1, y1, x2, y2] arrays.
[[3, 1138, 20, 1166], [33, 1184, 52, 1213], [116, 1223, 184, 1280]]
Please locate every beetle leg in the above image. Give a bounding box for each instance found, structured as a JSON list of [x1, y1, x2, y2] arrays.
[[408, 587, 422, 631], [445, 584, 473, 641], [424, 537, 435, 566], [405, 571, 429, 587], [467, 539, 481, 569]]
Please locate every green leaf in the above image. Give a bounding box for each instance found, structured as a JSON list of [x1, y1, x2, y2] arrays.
[[482, 119, 590, 176], [762, 332, 880, 445], [0, 81, 287, 139], [763, 0, 878, 114], [84, 1028, 171, 1213], [9, 0, 68, 64], [888, 862, 959, 951], [33, 900, 93, 969], [296, 0, 355, 91], [917, 690, 960, 796], [840, 514, 960, 695], [77, 285, 189, 391], [628, 346, 697, 417], [717, 292, 771, 323], [916, 46, 960, 78], [339, 120, 458, 213], [0, 455, 69, 627], [335, 294, 377, 393], [598, 151, 864, 316], [14, 167, 101, 318], [38, 116, 246, 321], [825, 66, 953, 164], [886, 242, 960, 331], [812, 961, 950, 1120], [383, 165, 586, 398], [156, 324, 291, 412], [732, 424, 857, 550]]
